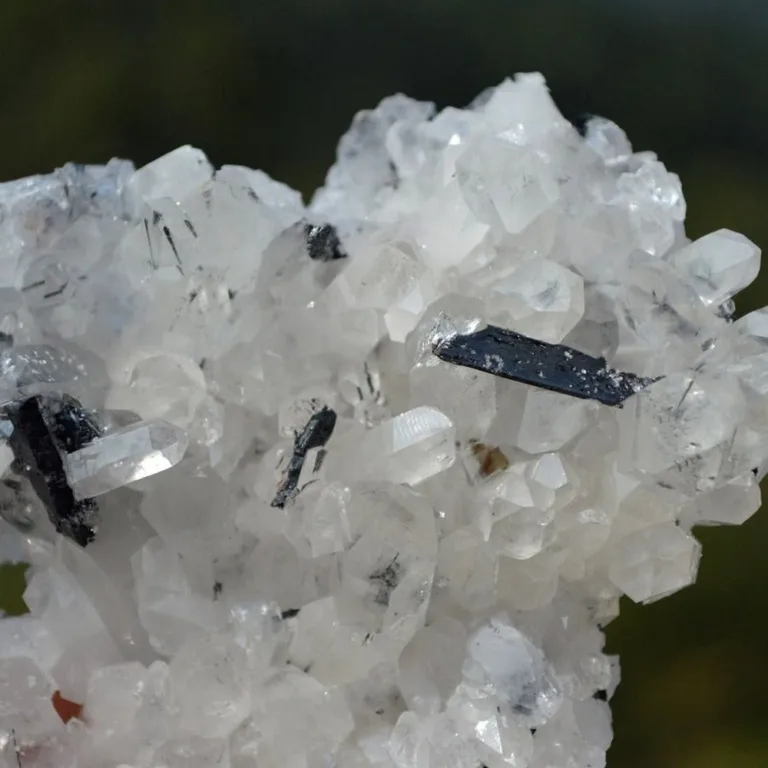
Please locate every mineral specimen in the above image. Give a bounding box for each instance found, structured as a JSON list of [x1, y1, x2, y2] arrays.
[[0, 72, 765, 768]]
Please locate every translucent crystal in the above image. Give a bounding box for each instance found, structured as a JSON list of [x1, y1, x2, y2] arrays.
[[0, 657, 61, 746], [83, 662, 148, 764], [456, 136, 560, 235], [64, 419, 189, 499], [666, 228, 761, 308], [461, 615, 562, 726], [324, 406, 456, 486], [231, 668, 353, 766], [618, 372, 744, 491], [149, 736, 230, 768], [488, 258, 584, 343], [679, 472, 761, 527], [608, 523, 701, 603], [132, 536, 219, 656], [126, 145, 213, 208], [515, 389, 597, 454], [437, 527, 498, 611], [0, 343, 108, 406], [397, 617, 467, 715], [167, 634, 250, 738]]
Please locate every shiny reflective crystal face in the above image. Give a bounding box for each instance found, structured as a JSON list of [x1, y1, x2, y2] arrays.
[[0, 73, 764, 768]]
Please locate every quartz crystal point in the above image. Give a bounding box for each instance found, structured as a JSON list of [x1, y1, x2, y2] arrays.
[[0, 73, 765, 768], [64, 419, 189, 499]]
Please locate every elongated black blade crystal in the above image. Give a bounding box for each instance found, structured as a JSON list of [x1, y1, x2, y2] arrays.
[[271, 406, 337, 509], [4, 395, 100, 546], [433, 324, 654, 407]]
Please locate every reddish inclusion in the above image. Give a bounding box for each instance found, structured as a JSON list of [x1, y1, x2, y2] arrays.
[[51, 690, 83, 723]]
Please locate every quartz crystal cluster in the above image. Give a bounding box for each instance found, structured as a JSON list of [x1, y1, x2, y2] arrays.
[[0, 72, 765, 768]]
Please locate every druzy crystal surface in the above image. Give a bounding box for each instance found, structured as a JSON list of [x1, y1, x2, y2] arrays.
[[0, 73, 765, 767]]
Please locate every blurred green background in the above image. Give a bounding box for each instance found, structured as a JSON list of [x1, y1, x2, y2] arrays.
[[2, 1, 768, 766]]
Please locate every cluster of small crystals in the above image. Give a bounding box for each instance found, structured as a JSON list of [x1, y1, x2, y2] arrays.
[[0, 72, 766, 768]]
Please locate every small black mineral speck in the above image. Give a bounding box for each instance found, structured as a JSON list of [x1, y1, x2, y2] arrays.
[[593, 689, 608, 701], [10, 728, 21, 768], [213, 581, 223, 599], [281, 608, 300, 619], [433, 323, 656, 407], [143, 219, 157, 269], [312, 447, 327, 474], [369, 553, 402, 606], [304, 223, 347, 262], [42, 282, 69, 301]]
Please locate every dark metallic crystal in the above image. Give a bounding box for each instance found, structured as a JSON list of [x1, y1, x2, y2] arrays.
[[271, 406, 337, 509], [3, 395, 100, 546], [304, 223, 347, 262], [433, 324, 655, 407]]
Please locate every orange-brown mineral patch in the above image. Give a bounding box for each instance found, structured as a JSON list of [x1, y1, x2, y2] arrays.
[[51, 690, 83, 723], [470, 441, 510, 478]]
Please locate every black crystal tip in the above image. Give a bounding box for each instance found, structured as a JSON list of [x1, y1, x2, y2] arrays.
[[432, 323, 656, 407], [304, 223, 347, 262]]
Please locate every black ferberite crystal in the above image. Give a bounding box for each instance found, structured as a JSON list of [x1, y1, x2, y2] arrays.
[[271, 405, 338, 509], [433, 324, 655, 407], [304, 223, 347, 262], [3, 394, 100, 546]]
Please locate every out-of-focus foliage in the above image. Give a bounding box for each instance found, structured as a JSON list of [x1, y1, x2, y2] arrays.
[[1, 1, 767, 765]]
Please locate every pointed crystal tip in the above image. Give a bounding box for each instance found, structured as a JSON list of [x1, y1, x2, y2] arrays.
[[64, 419, 189, 499]]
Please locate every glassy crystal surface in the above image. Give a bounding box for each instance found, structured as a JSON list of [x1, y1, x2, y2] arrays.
[[64, 419, 189, 498], [0, 73, 765, 768]]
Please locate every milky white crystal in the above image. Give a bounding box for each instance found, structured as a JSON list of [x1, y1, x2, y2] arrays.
[[0, 72, 764, 768]]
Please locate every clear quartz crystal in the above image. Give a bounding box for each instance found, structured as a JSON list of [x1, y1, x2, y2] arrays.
[[324, 406, 456, 485], [666, 229, 761, 307], [0, 72, 765, 768], [65, 419, 189, 498]]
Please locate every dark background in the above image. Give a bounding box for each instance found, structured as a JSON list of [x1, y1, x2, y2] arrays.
[[2, 1, 768, 765]]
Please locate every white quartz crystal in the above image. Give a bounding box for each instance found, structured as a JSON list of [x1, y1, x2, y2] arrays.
[[0, 73, 764, 767]]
